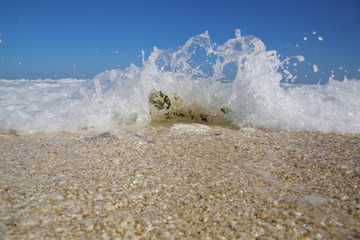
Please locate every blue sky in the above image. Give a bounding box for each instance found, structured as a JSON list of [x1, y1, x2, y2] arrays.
[[0, 0, 359, 83]]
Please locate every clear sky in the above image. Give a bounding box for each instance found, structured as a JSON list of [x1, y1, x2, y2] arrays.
[[0, 0, 359, 83]]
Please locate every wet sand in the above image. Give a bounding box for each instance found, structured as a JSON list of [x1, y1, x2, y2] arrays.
[[0, 124, 359, 239]]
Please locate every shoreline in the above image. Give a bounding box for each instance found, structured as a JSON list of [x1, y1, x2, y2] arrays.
[[0, 124, 359, 239]]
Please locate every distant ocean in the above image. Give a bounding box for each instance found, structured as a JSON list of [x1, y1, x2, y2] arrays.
[[1, 30, 359, 134]]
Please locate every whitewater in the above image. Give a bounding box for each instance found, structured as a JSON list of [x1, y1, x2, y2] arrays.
[[0, 29, 359, 134]]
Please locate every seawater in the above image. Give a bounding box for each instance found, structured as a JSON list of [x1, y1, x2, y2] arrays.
[[1, 30, 359, 134]]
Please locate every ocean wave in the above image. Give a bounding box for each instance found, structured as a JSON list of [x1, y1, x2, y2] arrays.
[[1, 30, 359, 134]]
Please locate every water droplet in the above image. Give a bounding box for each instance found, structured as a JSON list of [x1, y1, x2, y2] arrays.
[[235, 29, 241, 38], [313, 64, 318, 73]]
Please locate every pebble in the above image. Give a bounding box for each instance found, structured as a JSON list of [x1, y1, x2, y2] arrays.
[[341, 195, 349, 201]]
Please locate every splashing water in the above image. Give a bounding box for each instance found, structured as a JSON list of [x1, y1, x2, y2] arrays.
[[0, 29, 359, 134]]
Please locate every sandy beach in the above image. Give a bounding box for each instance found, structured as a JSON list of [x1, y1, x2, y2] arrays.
[[0, 123, 359, 239]]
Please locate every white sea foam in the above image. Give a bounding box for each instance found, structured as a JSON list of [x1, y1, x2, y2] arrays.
[[170, 124, 210, 134], [0, 30, 359, 134]]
